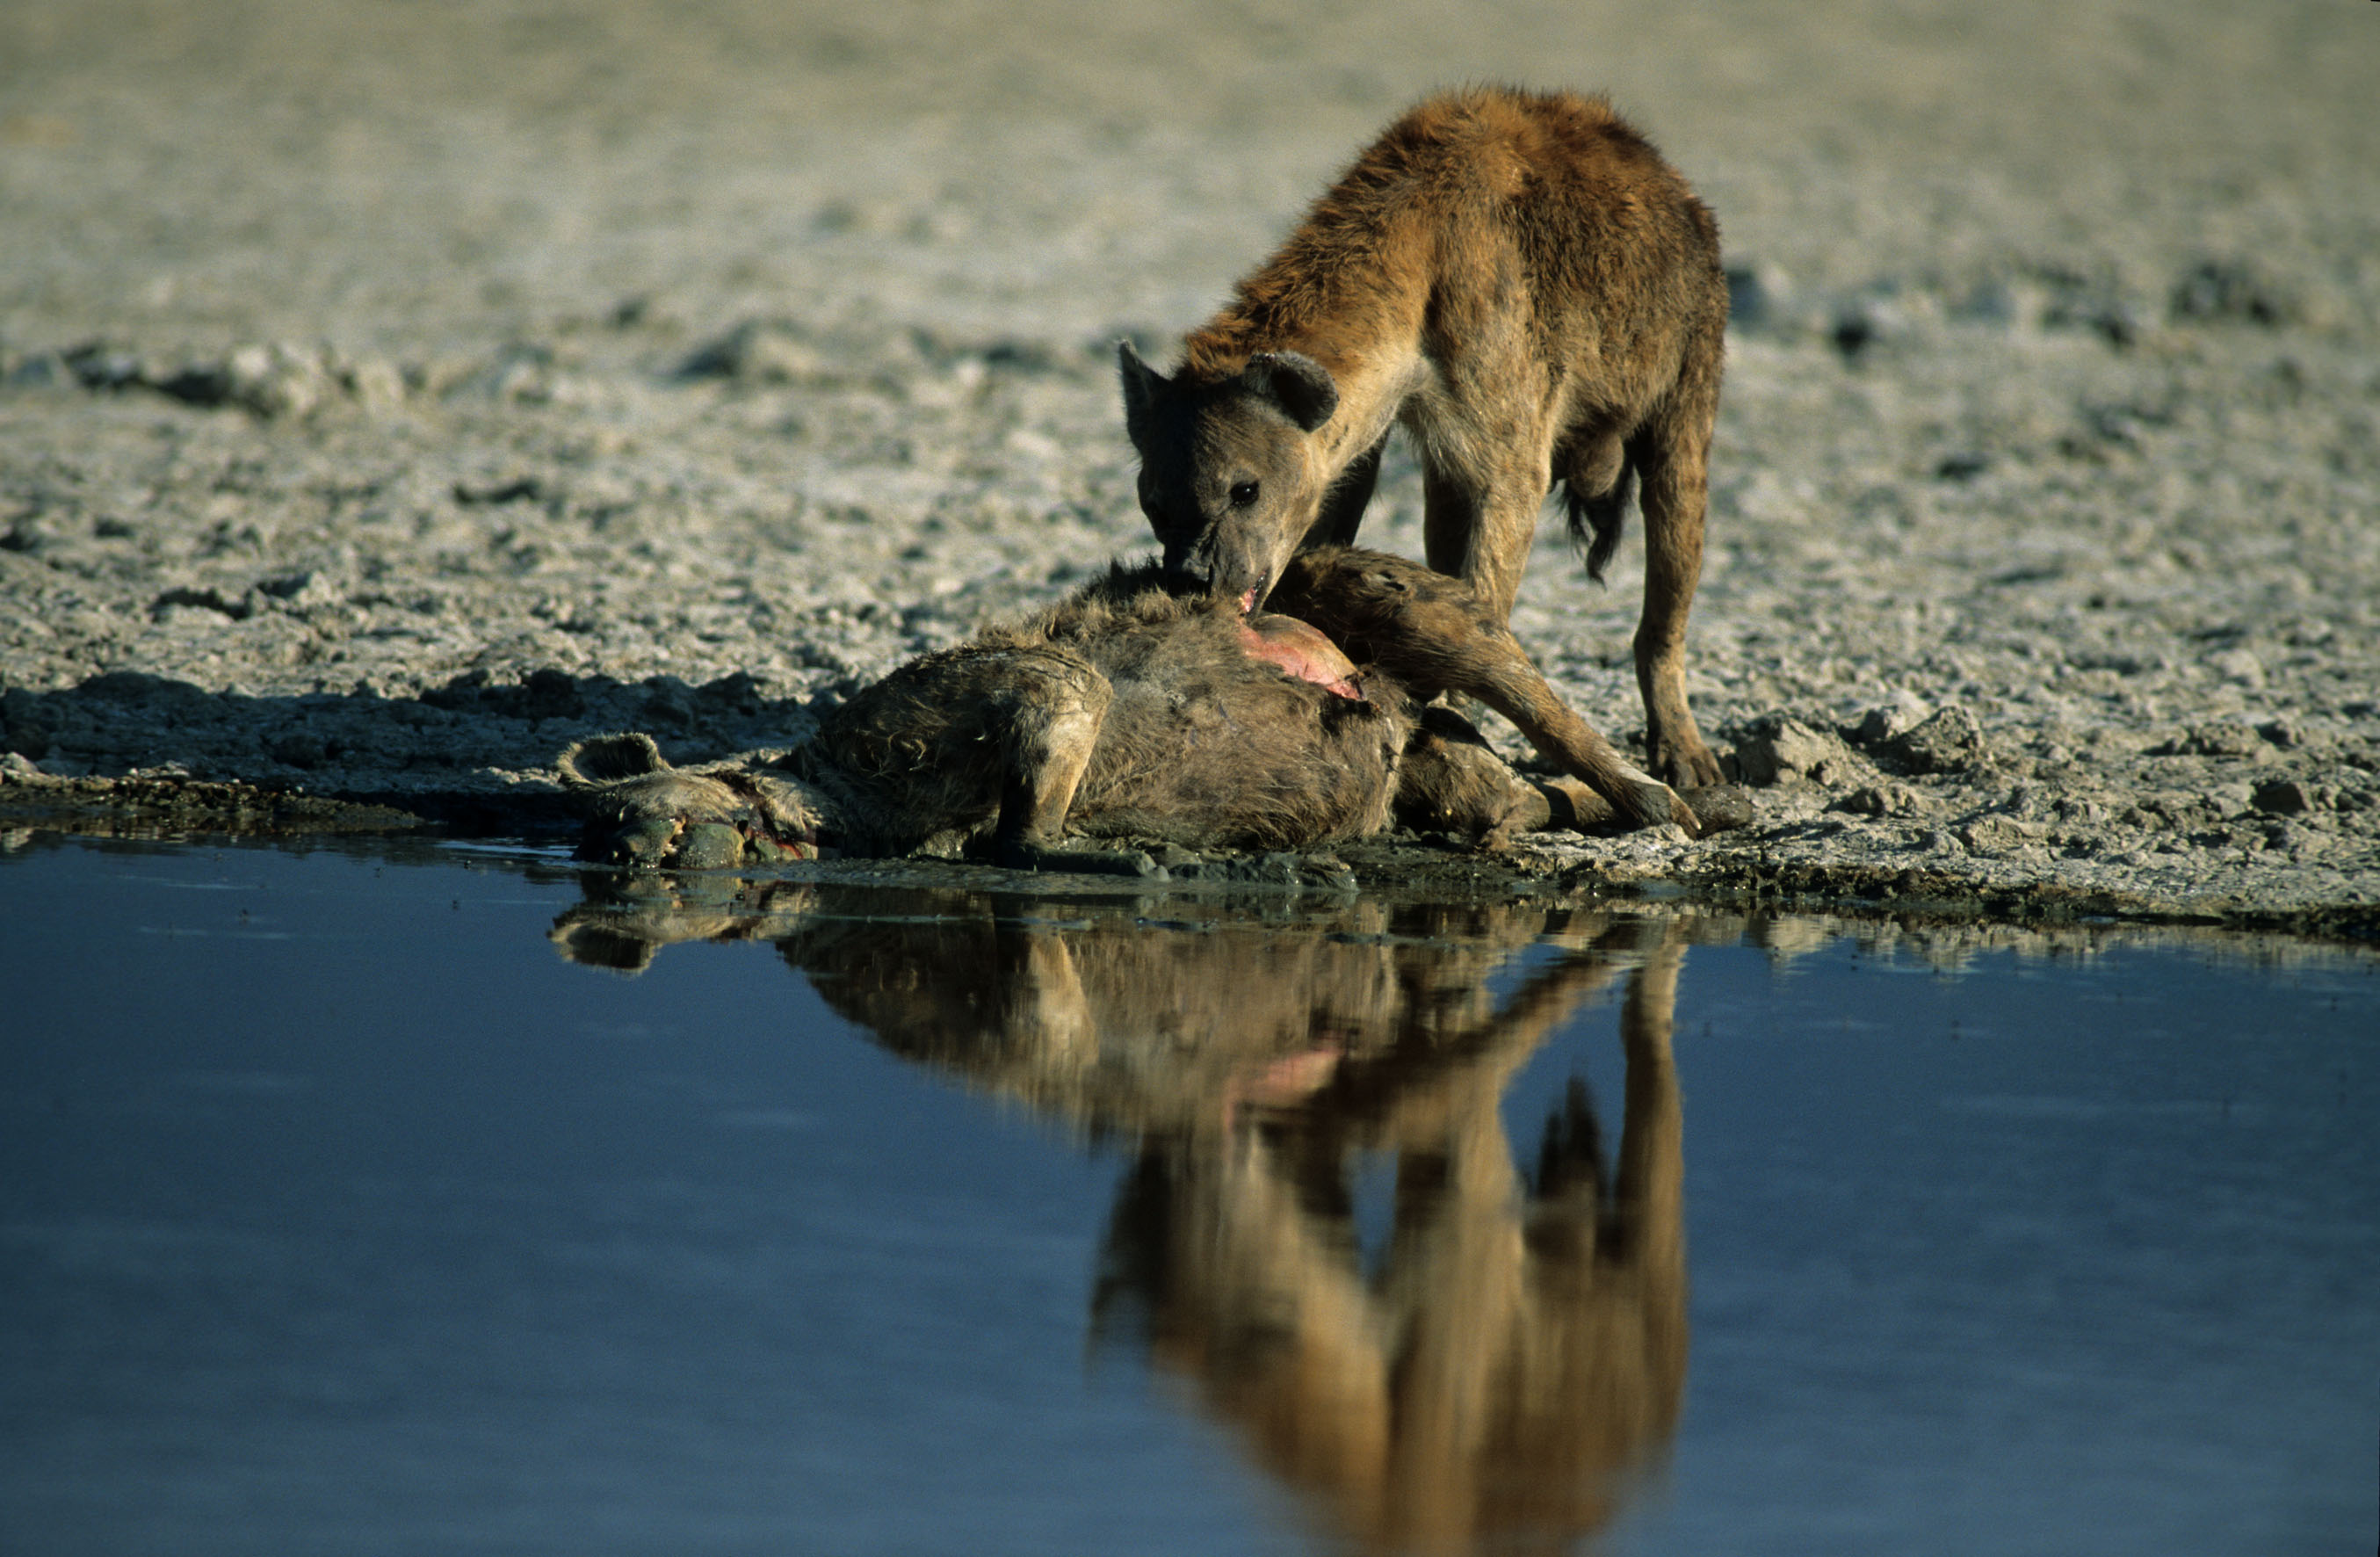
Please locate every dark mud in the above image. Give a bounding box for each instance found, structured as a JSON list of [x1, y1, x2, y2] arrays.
[[7, 756, 2377, 945]]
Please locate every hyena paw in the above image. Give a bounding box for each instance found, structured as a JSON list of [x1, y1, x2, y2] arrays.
[[1650, 735, 1725, 793], [1614, 776, 1693, 834]]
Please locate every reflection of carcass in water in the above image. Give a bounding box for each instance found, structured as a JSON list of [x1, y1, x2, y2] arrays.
[[550, 882, 1703, 1553]]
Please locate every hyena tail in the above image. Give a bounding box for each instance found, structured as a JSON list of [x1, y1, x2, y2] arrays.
[[1561, 439, 1639, 583]]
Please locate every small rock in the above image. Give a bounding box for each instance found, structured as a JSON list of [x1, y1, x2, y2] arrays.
[[1849, 694, 1935, 748], [2170, 259, 2295, 328], [681, 320, 826, 384], [1179, 851, 1312, 885], [1253, 851, 1304, 885], [61, 341, 146, 390], [2251, 778, 2312, 816], [342, 355, 408, 412], [2151, 722, 2267, 758], [1733, 714, 1851, 786], [1301, 854, 1357, 889], [1951, 277, 2029, 328], [1684, 785, 1756, 833], [2, 751, 60, 783], [1725, 261, 1792, 334], [1957, 815, 2042, 857], [149, 361, 234, 406], [227, 343, 332, 418], [1878, 706, 1986, 774], [1838, 783, 1923, 818], [4, 351, 69, 389], [2207, 647, 2265, 688]]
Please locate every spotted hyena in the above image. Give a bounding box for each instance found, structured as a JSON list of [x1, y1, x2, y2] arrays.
[[1118, 86, 1729, 824]]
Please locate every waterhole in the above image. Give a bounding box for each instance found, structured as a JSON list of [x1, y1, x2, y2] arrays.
[[4, 833, 2373, 1555]]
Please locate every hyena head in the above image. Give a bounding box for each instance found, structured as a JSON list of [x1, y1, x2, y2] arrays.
[[1118, 340, 1337, 611]]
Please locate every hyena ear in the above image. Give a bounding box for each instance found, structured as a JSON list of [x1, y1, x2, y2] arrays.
[[557, 731, 672, 789], [1244, 351, 1337, 432], [1117, 339, 1167, 445]]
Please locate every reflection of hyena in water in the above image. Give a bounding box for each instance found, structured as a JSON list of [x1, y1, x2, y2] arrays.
[[560, 547, 1746, 873], [1119, 86, 1730, 828], [1096, 923, 1689, 1552]]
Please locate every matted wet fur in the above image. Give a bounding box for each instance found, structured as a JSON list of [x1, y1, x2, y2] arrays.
[[1118, 85, 1729, 808], [559, 548, 1747, 873]]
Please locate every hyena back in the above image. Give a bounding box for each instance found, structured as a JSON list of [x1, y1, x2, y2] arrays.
[[1118, 85, 1729, 790]]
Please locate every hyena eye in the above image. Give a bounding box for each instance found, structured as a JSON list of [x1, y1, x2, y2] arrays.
[[1228, 481, 1260, 508]]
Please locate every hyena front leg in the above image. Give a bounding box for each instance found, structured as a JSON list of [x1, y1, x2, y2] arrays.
[[1414, 440, 1699, 832], [1272, 550, 1726, 836], [1419, 454, 1534, 627], [1392, 587, 1704, 836]]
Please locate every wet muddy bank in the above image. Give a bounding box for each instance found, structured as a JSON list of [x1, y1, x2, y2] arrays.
[[5, 771, 2374, 948]]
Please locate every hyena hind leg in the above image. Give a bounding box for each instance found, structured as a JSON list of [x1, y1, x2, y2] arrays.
[[1629, 402, 1725, 792]]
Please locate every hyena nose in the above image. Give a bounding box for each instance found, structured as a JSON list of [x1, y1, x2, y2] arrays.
[[1162, 550, 1212, 592]]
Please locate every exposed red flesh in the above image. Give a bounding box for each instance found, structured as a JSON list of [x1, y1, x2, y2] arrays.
[[1238, 612, 1364, 699]]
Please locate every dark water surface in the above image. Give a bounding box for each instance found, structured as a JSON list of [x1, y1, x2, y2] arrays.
[[3, 833, 2374, 1556]]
